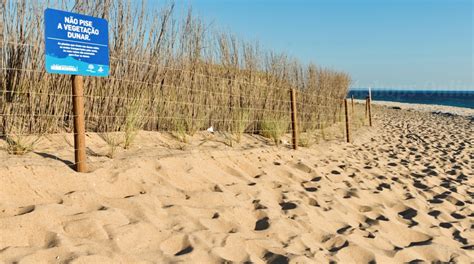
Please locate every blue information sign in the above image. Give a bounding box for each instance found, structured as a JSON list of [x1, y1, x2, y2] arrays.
[[44, 8, 109, 77]]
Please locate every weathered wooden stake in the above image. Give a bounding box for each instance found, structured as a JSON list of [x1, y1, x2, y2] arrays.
[[344, 99, 350, 143], [351, 95, 354, 114], [365, 96, 369, 119], [72, 75, 87, 172], [368, 96, 373, 127], [290, 88, 298, 150]]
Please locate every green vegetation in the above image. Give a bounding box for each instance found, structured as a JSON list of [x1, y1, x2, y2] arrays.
[[5, 135, 41, 155], [260, 118, 290, 146]]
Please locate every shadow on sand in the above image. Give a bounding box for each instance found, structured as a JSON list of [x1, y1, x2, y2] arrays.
[[34, 151, 74, 167]]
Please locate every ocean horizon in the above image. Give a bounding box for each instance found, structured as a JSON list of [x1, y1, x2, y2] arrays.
[[348, 89, 474, 109]]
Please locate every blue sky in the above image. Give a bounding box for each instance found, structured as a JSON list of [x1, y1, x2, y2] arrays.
[[168, 0, 473, 90]]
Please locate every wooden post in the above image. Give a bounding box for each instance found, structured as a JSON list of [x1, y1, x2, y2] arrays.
[[365, 96, 369, 119], [344, 99, 350, 143], [72, 75, 87, 172], [351, 95, 354, 114], [290, 88, 298, 150], [368, 96, 372, 127]]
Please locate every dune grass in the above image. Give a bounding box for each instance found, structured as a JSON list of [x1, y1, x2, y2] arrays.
[[0, 1, 351, 152]]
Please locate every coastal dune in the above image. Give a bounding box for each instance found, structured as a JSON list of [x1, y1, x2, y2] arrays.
[[0, 104, 473, 263]]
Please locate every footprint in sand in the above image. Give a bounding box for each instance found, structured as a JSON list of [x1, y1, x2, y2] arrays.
[[452, 230, 468, 245], [97, 205, 108, 211], [446, 196, 465, 206], [308, 198, 320, 207], [358, 206, 372, 213], [336, 225, 353, 235], [428, 210, 441, 219], [263, 251, 289, 264], [363, 217, 379, 227], [376, 215, 389, 221], [254, 217, 270, 231], [428, 198, 444, 204], [311, 176, 322, 182], [398, 208, 417, 220], [293, 162, 313, 173], [439, 222, 453, 229], [450, 212, 465, 219], [279, 202, 297, 210], [44, 232, 61, 248], [433, 191, 450, 200], [253, 200, 268, 210], [301, 182, 318, 192], [365, 232, 376, 239], [160, 234, 194, 257], [14, 205, 36, 216], [413, 181, 429, 190], [213, 185, 224, 192], [338, 188, 358, 199], [304, 187, 318, 192], [175, 246, 193, 256], [376, 183, 391, 191], [404, 193, 415, 200], [410, 172, 425, 179], [398, 207, 419, 227], [446, 169, 457, 176], [406, 237, 432, 247], [327, 237, 349, 253]]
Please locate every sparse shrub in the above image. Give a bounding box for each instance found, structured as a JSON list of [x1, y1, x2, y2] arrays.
[[223, 132, 235, 147], [172, 119, 188, 143], [2, 117, 45, 155], [95, 111, 124, 158], [298, 132, 314, 147], [232, 110, 251, 143], [123, 99, 146, 149], [320, 120, 327, 141], [4, 135, 41, 155], [260, 118, 289, 146], [99, 132, 122, 158]]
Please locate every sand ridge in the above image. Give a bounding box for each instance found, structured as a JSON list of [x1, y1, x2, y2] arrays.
[[0, 106, 473, 263]]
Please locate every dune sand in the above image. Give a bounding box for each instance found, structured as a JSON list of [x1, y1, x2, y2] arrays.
[[0, 104, 473, 263]]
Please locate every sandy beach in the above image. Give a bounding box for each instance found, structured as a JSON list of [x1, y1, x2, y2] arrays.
[[0, 102, 473, 263], [356, 100, 474, 117]]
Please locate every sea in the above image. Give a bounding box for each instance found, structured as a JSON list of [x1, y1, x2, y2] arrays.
[[348, 89, 474, 109]]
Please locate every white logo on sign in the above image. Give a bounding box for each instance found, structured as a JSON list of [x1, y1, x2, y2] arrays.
[[87, 64, 96, 73], [98, 66, 104, 73]]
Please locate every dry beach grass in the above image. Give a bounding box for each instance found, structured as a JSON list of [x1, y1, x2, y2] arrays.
[[0, 104, 472, 263], [0, 1, 350, 142]]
